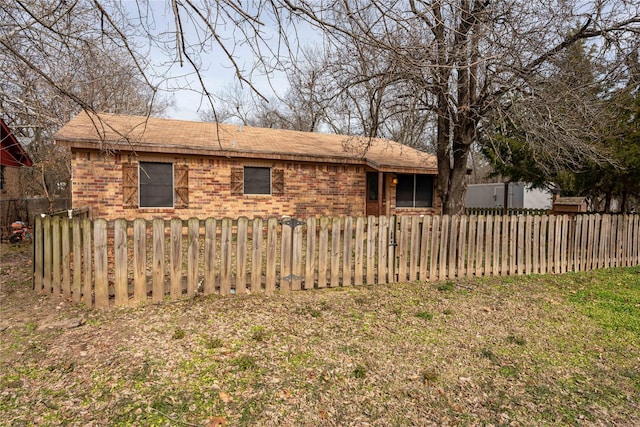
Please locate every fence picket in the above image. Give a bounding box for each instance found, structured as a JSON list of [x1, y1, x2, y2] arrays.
[[331, 217, 341, 287], [236, 217, 248, 294], [82, 218, 92, 305], [204, 218, 218, 295], [343, 216, 353, 287], [378, 216, 388, 283], [52, 216, 61, 297], [265, 218, 278, 293], [152, 218, 165, 303], [61, 217, 71, 299], [366, 216, 376, 285], [34, 215, 44, 292], [429, 215, 440, 280], [532, 215, 540, 274], [457, 216, 467, 279], [466, 215, 476, 278], [440, 215, 450, 279], [133, 219, 146, 303], [220, 218, 232, 295], [475, 215, 484, 277], [252, 218, 264, 292], [94, 219, 108, 308], [484, 215, 493, 276], [355, 217, 365, 286], [114, 219, 128, 306], [398, 216, 409, 282], [449, 215, 459, 278], [72, 218, 82, 303], [388, 216, 397, 283], [188, 218, 200, 296], [318, 217, 329, 288], [291, 222, 303, 291], [170, 218, 183, 298], [305, 217, 317, 289]]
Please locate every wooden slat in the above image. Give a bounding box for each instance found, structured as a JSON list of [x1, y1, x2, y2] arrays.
[[409, 216, 420, 281], [592, 215, 601, 269], [354, 216, 365, 286], [429, 215, 440, 280], [152, 218, 165, 303], [94, 219, 109, 308], [114, 219, 128, 306], [397, 216, 409, 282], [72, 219, 82, 303], [378, 216, 388, 283], [52, 216, 61, 297], [366, 216, 376, 284], [509, 216, 517, 275], [252, 217, 264, 292], [387, 216, 397, 283], [187, 218, 200, 296], [483, 215, 492, 277], [501, 215, 509, 276], [330, 217, 341, 287], [170, 218, 183, 299], [265, 218, 278, 294], [517, 216, 525, 275], [493, 216, 501, 275], [204, 218, 217, 295], [457, 216, 467, 279], [448, 215, 459, 278], [419, 216, 432, 281], [304, 217, 317, 289], [439, 215, 450, 279], [280, 219, 292, 291], [597, 215, 608, 270], [318, 217, 329, 288], [539, 216, 547, 274], [220, 218, 232, 295], [532, 216, 540, 274], [291, 222, 303, 291], [133, 219, 147, 303], [466, 215, 476, 278], [236, 217, 248, 294], [524, 216, 532, 274], [474, 215, 483, 277], [343, 216, 353, 286], [61, 218, 71, 299], [82, 218, 92, 305], [34, 215, 44, 292], [573, 215, 582, 272]]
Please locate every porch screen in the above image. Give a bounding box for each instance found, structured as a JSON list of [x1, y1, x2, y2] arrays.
[[139, 162, 173, 207], [396, 174, 433, 208]]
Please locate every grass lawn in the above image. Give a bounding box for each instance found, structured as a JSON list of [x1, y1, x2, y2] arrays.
[[1, 242, 639, 426]]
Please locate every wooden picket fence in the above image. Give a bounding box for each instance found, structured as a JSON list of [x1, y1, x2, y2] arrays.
[[32, 213, 640, 308]]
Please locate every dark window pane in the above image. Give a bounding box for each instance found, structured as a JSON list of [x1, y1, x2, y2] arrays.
[[244, 167, 271, 194], [139, 162, 173, 207], [367, 172, 378, 201], [415, 175, 433, 207], [396, 174, 414, 207]]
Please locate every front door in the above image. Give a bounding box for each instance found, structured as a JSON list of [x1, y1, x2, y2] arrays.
[[366, 172, 385, 216]]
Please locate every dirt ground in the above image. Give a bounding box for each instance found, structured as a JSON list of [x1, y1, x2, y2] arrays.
[[2, 241, 640, 426]]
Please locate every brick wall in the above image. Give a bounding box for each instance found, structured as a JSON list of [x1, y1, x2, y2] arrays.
[[71, 150, 440, 220]]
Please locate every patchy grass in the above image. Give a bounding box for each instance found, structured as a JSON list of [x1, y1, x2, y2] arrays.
[[1, 243, 639, 426]]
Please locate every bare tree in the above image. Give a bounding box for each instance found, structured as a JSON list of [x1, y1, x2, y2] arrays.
[[279, 0, 640, 213]]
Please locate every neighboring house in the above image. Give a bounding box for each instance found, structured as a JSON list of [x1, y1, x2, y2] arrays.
[[465, 182, 552, 210], [1, 118, 34, 233], [54, 112, 440, 220]]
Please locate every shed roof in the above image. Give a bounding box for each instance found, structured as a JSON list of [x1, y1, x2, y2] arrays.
[[54, 112, 437, 174], [1, 119, 33, 167]]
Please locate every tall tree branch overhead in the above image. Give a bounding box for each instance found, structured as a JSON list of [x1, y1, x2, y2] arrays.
[[2, 0, 639, 212]]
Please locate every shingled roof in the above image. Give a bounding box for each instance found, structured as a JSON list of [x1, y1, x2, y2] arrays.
[[54, 112, 437, 174]]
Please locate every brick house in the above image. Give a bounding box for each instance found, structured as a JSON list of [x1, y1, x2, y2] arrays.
[[54, 112, 440, 220], [1, 118, 33, 233]]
